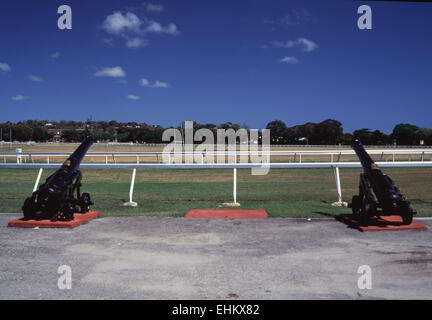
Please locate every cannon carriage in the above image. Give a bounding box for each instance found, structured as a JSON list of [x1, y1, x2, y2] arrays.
[[351, 139, 416, 225], [22, 136, 94, 221]]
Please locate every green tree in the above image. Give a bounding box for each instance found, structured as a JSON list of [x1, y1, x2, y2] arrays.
[[62, 129, 86, 142], [266, 120, 292, 144], [341, 133, 354, 145], [391, 124, 420, 145], [32, 126, 53, 142], [12, 124, 33, 141], [310, 119, 343, 145]]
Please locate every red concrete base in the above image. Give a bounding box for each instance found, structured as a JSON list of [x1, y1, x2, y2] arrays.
[[185, 209, 268, 219], [337, 214, 427, 232], [8, 211, 100, 229]]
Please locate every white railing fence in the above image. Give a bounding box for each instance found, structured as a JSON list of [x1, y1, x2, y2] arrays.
[[1, 160, 432, 207], [2, 149, 432, 165]]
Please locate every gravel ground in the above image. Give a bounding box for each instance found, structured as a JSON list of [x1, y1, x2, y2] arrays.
[[1, 214, 431, 300]]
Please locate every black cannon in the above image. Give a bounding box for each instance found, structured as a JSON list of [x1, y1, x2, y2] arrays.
[[22, 136, 94, 221], [351, 139, 416, 225]]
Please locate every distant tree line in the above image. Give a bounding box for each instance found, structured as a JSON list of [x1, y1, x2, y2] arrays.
[[266, 120, 432, 146], [0, 119, 431, 146], [0, 120, 54, 142]]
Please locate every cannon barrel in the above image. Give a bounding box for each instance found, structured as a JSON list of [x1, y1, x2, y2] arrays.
[[22, 136, 94, 221], [352, 139, 399, 207], [351, 139, 415, 224], [44, 136, 94, 192], [352, 139, 378, 174]]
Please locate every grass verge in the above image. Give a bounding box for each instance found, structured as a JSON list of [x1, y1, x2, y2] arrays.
[[0, 168, 430, 218]]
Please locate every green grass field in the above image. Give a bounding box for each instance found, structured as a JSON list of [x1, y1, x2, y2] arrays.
[[1, 167, 431, 218]]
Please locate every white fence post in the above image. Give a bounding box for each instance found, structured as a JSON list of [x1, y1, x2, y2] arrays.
[[33, 168, 43, 192], [233, 168, 237, 204], [123, 168, 138, 207], [332, 166, 343, 205], [16, 148, 22, 164]]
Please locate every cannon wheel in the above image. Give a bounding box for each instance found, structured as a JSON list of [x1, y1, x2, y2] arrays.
[[402, 214, 413, 225], [22, 196, 37, 220], [79, 193, 92, 213], [400, 202, 414, 225], [51, 202, 75, 221], [363, 200, 376, 218], [356, 198, 377, 226], [62, 201, 75, 221], [351, 195, 362, 215]]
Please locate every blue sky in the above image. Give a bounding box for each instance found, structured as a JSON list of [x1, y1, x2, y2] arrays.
[[0, 0, 431, 133]]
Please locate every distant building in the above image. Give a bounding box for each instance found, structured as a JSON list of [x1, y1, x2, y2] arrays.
[[297, 137, 309, 144], [47, 129, 64, 142]]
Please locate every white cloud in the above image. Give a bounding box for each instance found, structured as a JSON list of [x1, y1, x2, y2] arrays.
[[165, 24, 179, 35], [12, 95, 29, 101], [49, 52, 61, 59], [139, 78, 170, 88], [28, 74, 43, 82], [269, 38, 318, 52], [101, 11, 179, 48], [127, 94, 140, 100], [297, 38, 318, 52], [146, 21, 163, 33], [268, 41, 287, 48], [125, 37, 148, 48], [146, 3, 164, 12], [0, 62, 11, 72], [139, 78, 150, 87], [264, 9, 311, 27], [146, 21, 179, 35], [280, 56, 299, 64], [152, 80, 169, 88], [94, 66, 126, 78], [102, 12, 142, 35]]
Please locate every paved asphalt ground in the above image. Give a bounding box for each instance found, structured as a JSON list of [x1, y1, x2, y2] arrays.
[[1, 214, 431, 300]]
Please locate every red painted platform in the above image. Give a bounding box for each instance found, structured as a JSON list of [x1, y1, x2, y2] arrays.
[[185, 209, 268, 219], [337, 214, 427, 232], [8, 211, 100, 229]]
